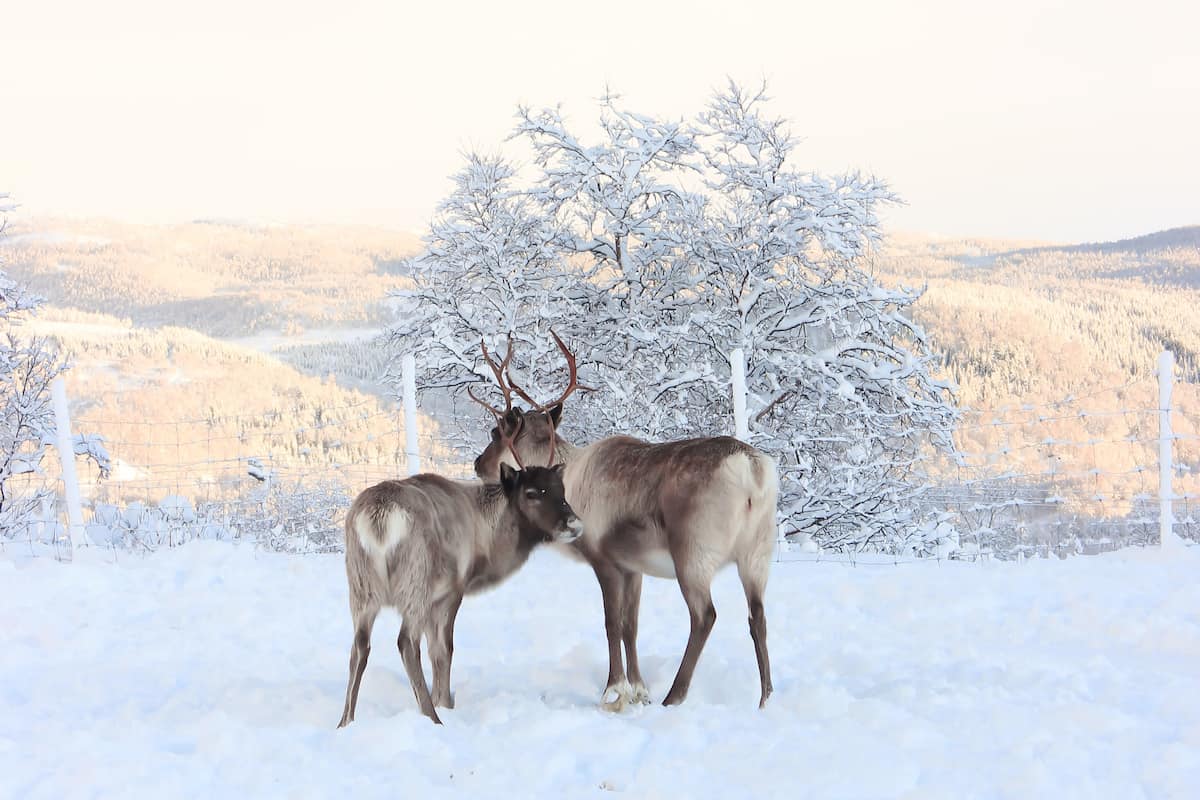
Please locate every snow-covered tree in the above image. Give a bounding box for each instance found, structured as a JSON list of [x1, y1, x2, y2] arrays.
[[1, 196, 110, 540], [511, 92, 714, 435], [387, 85, 959, 552], [686, 83, 958, 551], [386, 153, 606, 443]]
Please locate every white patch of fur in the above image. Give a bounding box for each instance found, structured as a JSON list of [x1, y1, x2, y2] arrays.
[[720, 452, 758, 496], [757, 453, 780, 502], [563, 518, 585, 541], [718, 451, 780, 553], [638, 548, 677, 579], [547, 540, 588, 563], [356, 507, 410, 582]]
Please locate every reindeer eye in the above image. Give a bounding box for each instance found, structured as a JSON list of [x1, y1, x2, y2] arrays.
[[524, 487, 544, 499]]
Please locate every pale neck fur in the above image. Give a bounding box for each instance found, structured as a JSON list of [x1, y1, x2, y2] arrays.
[[553, 437, 582, 465]]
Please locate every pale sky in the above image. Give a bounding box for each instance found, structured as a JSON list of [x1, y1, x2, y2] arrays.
[[3, 0, 1197, 242]]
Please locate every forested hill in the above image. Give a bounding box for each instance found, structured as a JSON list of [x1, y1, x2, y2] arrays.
[[875, 225, 1200, 407], [0, 217, 421, 337], [3, 215, 1197, 416]]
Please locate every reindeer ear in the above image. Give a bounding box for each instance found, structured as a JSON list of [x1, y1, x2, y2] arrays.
[[499, 462, 519, 493], [548, 403, 563, 428], [550, 463, 566, 477]]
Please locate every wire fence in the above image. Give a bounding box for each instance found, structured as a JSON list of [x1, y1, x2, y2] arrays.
[[3, 356, 1197, 563], [1, 393, 470, 558], [932, 372, 1198, 559], [772, 370, 1198, 564]]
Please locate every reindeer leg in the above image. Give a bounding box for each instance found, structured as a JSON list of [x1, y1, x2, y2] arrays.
[[738, 558, 773, 709], [593, 561, 632, 711], [621, 571, 650, 705], [430, 593, 462, 709], [398, 621, 442, 724], [662, 576, 716, 707], [337, 607, 377, 728], [747, 595, 772, 709]]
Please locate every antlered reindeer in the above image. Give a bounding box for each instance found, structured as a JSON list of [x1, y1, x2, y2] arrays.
[[471, 333, 778, 710], [338, 458, 582, 727]]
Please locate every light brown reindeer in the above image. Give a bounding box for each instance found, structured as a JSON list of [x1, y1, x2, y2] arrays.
[[338, 459, 582, 727], [471, 333, 778, 710]]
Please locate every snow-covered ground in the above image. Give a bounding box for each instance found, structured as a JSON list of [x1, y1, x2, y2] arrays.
[[2, 543, 1197, 799]]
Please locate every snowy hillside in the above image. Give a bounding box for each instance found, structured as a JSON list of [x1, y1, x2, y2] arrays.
[[2, 542, 1197, 798]]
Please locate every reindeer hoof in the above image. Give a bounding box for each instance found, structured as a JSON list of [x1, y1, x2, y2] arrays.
[[601, 695, 627, 713], [601, 680, 633, 712], [630, 682, 651, 705]]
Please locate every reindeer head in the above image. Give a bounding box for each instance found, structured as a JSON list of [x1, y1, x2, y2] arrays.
[[469, 331, 581, 481], [500, 462, 582, 543]]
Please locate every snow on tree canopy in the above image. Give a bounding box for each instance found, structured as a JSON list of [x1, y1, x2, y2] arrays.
[[387, 83, 960, 553]]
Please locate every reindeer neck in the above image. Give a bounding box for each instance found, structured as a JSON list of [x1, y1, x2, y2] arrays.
[[472, 481, 507, 524], [553, 437, 581, 466], [466, 483, 541, 594]]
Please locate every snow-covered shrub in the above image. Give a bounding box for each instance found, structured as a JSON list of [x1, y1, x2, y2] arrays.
[[223, 475, 349, 554], [77, 477, 349, 554], [87, 497, 232, 550]]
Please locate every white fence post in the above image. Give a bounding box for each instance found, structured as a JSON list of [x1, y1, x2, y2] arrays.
[[1158, 349, 1181, 550], [51, 377, 88, 553], [730, 347, 749, 441], [402, 353, 421, 476]]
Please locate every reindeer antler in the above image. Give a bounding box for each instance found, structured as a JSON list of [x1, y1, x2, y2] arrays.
[[469, 336, 516, 414], [503, 329, 587, 413], [502, 329, 590, 467], [467, 336, 526, 469]]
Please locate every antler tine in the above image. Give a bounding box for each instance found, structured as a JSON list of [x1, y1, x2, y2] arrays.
[[503, 328, 585, 414], [504, 364, 541, 409], [466, 384, 505, 420], [499, 413, 526, 469], [479, 336, 518, 414], [544, 328, 582, 409], [468, 335, 517, 420]]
